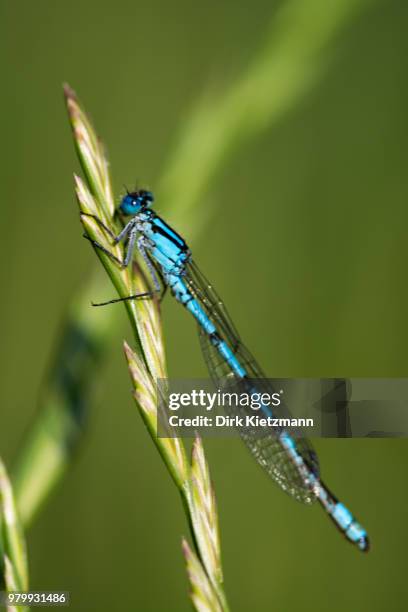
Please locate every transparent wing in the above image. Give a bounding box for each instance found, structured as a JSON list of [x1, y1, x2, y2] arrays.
[[184, 261, 241, 349], [184, 260, 319, 505]]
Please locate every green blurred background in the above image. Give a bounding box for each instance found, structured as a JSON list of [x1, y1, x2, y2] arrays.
[[2, 0, 408, 610]]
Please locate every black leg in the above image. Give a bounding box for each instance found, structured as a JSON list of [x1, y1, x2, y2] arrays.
[[159, 284, 168, 302], [82, 217, 167, 307], [83, 234, 125, 267], [81, 212, 117, 240], [92, 290, 159, 307], [142, 245, 169, 302]]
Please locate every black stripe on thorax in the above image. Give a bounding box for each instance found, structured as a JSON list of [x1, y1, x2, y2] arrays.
[[152, 214, 189, 251]]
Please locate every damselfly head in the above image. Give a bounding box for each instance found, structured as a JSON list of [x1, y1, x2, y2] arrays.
[[119, 189, 154, 216]]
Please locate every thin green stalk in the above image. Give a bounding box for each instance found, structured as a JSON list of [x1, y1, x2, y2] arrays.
[[67, 86, 229, 611]]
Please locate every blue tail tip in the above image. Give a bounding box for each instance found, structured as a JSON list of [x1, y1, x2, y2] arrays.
[[358, 535, 370, 552]]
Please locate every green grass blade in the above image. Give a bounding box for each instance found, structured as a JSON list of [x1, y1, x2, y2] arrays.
[[0, 458, 28, 611]]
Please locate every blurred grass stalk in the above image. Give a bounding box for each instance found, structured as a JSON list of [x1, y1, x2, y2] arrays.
[[158, 0, 373, 230], [0, 459, 29, 611], [11, 274, 121, 528], [11, 0, 372, 545]]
